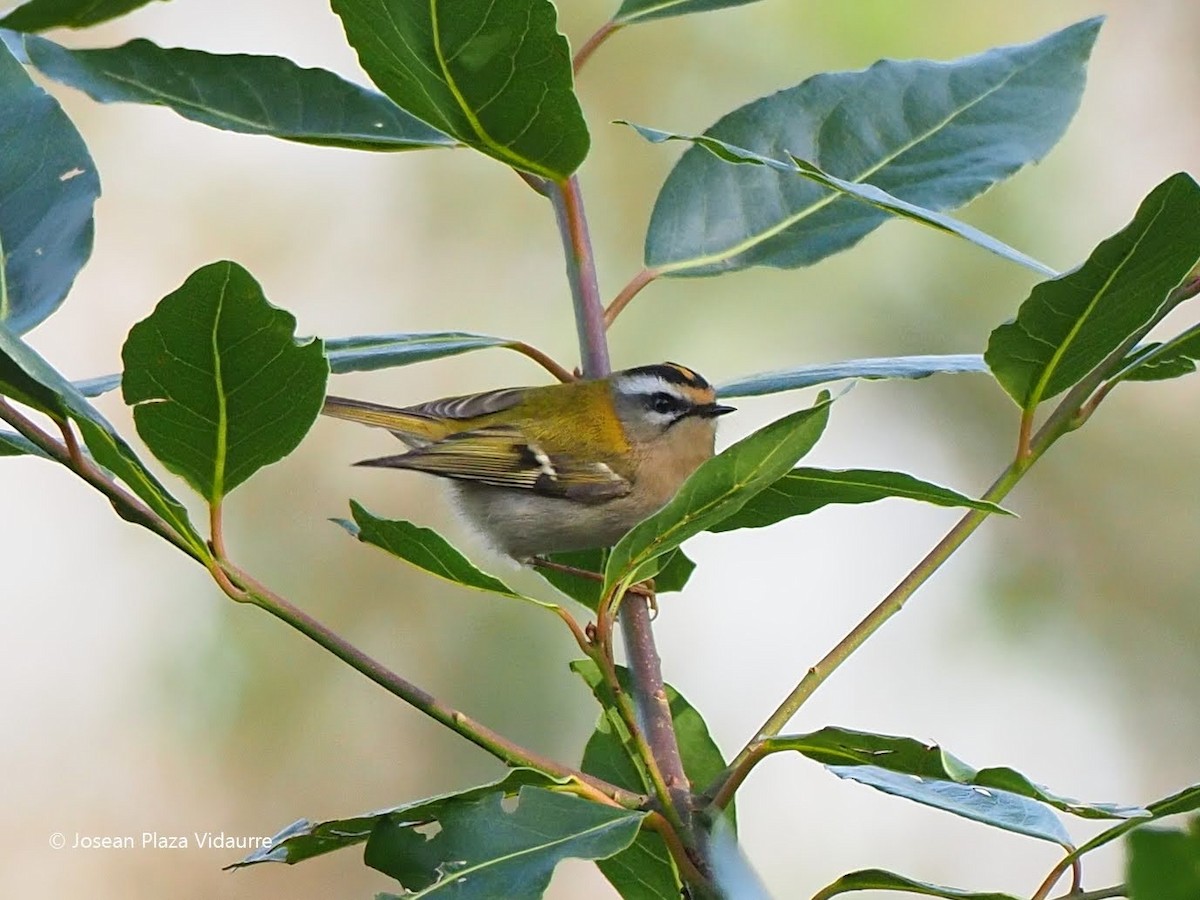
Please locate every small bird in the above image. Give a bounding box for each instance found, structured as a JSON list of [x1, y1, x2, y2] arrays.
[[321, 362, 734, 559]]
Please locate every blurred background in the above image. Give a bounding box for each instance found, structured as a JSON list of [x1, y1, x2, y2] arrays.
[[2, 0, 1197, 896]]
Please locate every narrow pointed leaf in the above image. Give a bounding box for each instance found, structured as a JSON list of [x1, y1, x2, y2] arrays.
[[769, 727, 1148, 821], [330, 0, 588, 179], [709, 468, 1010, 532], [0, 34, 99, 333], [0, 321, 208, 560], [1067, 784, 1200, 863], [832, 765, 1072, 846], [233, 769, 563, 868], [121, 260, 328, 503], [604, 394, 831, 593], [349, 500, 552, 606], [536, 546, 694, 611], [363, 786, 644, 897], [718, 355, 988, 397], [572, 660, 733, 899], [628, 124, 1053, 277], [0, 0, 162, 31], [644, 18, 1100, 277], [20, 34, 454, 151], [987, 173, 1200, 409], [614, 0, 762, 25], [1118, 325, 1200, 384], [812, 869, 1021, 900], [0, 429, 49, 457], [326, 331, 525, 373], [1127, 819, 1200, 900], [71, 331, 539, 400]]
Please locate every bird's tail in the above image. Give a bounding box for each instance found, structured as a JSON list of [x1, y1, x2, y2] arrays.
[[321, 395, 447, 446]]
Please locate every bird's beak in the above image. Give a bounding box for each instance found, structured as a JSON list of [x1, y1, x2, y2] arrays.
[[696, 403, 736, 418]]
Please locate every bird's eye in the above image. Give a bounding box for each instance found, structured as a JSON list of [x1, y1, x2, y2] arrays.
[[649, 392, 681, 414]]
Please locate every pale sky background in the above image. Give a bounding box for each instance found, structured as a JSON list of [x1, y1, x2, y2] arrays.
[[2, 1, 1198, 898]]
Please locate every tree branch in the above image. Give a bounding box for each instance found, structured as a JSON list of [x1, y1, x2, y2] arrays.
[[547, 174, 695, 835], [219, 559, 641, 808]]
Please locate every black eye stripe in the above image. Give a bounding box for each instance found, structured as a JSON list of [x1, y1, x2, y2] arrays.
[[644, 391, 687, 414]]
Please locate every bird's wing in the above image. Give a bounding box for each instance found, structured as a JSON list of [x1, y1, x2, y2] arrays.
[[355, 425, 631, 501], [404, 387, 527, 421]]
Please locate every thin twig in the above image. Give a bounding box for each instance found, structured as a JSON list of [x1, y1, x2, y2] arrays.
[[509, 341, 576, 383], [218, 560, 642, 809], [0, 398, 201, 559], [604, 267, 659, 329], [573, 20, 623, 74], [1049, 885, 1125, 900], [708, 271, 1200, 808]]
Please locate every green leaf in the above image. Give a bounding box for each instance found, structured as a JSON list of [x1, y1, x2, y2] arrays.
[[0, 428, 49, 457], [604, 393, 831, 594], [572, 660, 733, 899], [363, 785, 644, 897], [627, 124, 1054, 277], [121, 260, 328, 503], [718, 355, 989, 397], [1068, 784, 1200, 863], [769, 726, 1148, 822], [349, 500, 547, 604], [326, 331, 524, 373], [233, 769, 564, 868], [330, 0, 588, 179], [614, 0, 762, 26], [20, 34, 454, 152], [643, 18, 1100, 277], [832, 765, 1072, 846], [812, 869, 1021, 900], [0, 321, 208, 560], [709, 468, 1010, 532], [1119, 324, 1200, 383], [986, 173, 1200, 410], [0, 0, 162, 30], [536, 546, 694, 611], [1127, 819, 1200, 900], [0, 33, 99, 334]]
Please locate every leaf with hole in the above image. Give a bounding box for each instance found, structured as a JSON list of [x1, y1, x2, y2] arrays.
[[604, 393, 831, 594], [709, 468, 1010, 532], [121, 260, 328, 504], [643, 18, 1100, 277], [330, 0, 587, 178], [232, 768, 564, 868], [0, 34, 99, 334], [20, 34, 454, 152], [363, 786, 645, 897], [986, 172, 1200, 410]]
